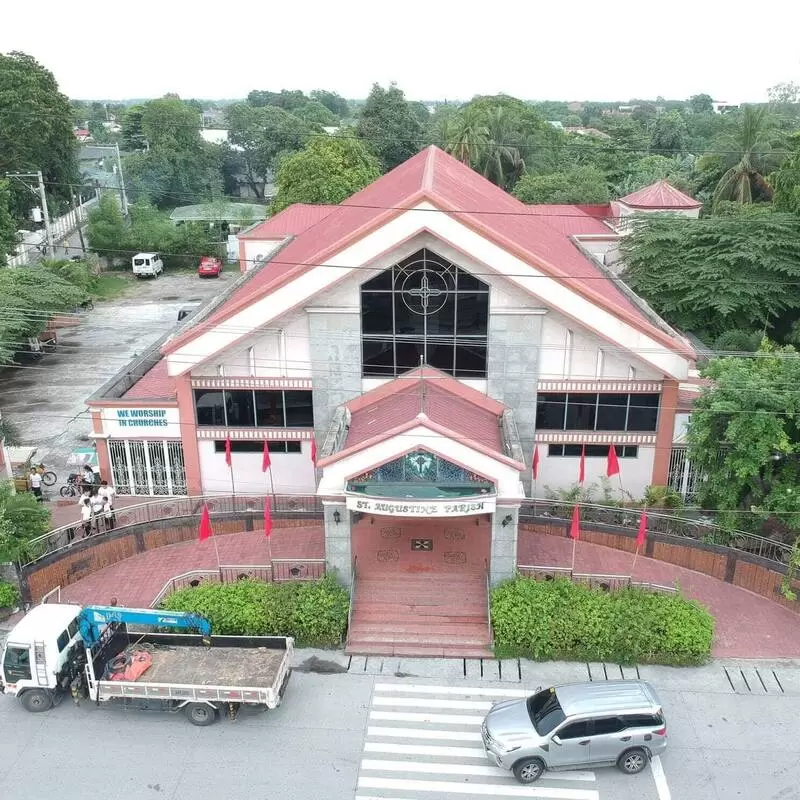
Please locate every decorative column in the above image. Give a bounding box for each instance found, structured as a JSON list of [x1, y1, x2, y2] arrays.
[[652, 379, 679, 487], [490, 505, 519, 586], [174, 374, 203, 496], [323, 501, 352, 586]]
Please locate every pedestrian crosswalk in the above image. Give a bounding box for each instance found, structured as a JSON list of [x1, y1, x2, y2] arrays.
[[356, 682, 600, 800]]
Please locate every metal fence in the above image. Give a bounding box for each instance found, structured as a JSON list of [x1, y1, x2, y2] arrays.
[[20, 493, 324, 568], [516, 564, 678, 595], [519, 498, 793, 566]]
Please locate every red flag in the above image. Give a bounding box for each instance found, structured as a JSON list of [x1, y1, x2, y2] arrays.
[[198, 504, 213, 542], [606, 444, 620, 478], [264, 501, 272, 538], [224, 437, 232, 467], [578, 444, 586, 484], [569, 504, 581, 540], [311, 437, 317, 466], [532, 445, 540, 480], [262, 440, 271, 472], [636, 510, 648, 549]]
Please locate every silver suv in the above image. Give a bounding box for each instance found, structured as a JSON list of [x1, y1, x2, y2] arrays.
[[482, 680, 666, 784]]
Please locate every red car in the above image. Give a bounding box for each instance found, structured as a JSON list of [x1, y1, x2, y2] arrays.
[[197, 256, 223, 278]]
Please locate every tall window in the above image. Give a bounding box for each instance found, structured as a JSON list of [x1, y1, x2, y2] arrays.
[[361, 248, 490, 378], [536, 392, 660, 433], [194, 389, 314, 428]]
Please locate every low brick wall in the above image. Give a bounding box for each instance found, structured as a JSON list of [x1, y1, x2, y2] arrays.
[[21, 513, 322, 603], [521, 520, 800, 614]]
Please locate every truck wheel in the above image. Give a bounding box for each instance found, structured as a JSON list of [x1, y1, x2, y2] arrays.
[[185, 703, 216, 726], [20, 689, 53, 712]]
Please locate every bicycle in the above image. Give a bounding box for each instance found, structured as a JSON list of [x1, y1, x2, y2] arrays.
[[34, 463, 58, 487], [59, 473, 81, 498]]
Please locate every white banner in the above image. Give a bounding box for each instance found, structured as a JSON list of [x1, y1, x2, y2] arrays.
[[345, 494, 496, 518], [100, 407, 181, 438]]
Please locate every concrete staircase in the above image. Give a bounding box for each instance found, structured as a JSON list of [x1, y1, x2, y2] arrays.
[[346, 571, 493, 658]]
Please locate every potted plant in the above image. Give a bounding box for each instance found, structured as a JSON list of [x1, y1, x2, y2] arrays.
[[0, 581, 20, 621]]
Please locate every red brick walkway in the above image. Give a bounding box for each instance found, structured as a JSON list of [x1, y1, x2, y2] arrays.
[[519, 530, 800, 659], [60, 526, 323, 609]]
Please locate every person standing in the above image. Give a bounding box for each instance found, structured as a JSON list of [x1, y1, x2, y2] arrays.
[[79, 494, 92, 538], [89, 490, 105, 534], [82, 464, 96, 492], [28, 468, 43, 502], [99, 481, 116, 529]]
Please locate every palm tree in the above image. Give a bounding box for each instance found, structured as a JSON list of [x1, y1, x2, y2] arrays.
[[713, 106, 779, 207], [443, 107, 488, 168], [479, 107, 524, 189]]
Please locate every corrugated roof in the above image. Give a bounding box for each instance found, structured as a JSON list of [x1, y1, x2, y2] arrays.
[[164, 147, 692, 360], [169, 203, 268, 223], [524, 204, 615, 235], [122, 359, 176, 400], [237, 204, 337, 239], [619, 180, 702, 210]]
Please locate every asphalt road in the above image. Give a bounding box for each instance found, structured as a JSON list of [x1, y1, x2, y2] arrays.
[[0, 270, 228, 483], [3, 655, 800, 800]]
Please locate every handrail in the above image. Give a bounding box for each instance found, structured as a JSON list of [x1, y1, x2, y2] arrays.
[[484, 558, 493, 650], [347, 556, 358, 647]]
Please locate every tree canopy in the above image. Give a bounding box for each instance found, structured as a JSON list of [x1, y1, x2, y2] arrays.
[[271, 135, 381, 213], [513, 165, 610, 204], [621, 212, 800, 339], [0, 180, 17, 265], [0, 51, 78, 217], [687, 341, 800, 536], [356, 83, 424, 171], [772, 132, 800, 215]]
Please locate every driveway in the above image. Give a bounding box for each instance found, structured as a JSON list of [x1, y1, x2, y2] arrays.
[[0, 270, 230, 485]]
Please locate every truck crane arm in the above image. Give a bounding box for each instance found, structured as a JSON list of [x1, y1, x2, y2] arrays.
[[78, 605, 212, 646]]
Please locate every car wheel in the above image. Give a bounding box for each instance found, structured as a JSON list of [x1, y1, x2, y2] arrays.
[[512, 757, 545, 784], [618, 747, 648, 775], [20, 689, 53, 713], [186, 702, 217, 726]]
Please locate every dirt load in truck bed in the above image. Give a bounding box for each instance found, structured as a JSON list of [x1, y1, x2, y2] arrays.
[[136, 644, 285, 687]]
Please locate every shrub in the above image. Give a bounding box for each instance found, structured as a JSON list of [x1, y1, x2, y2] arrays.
[[0, 580, 19, 608], [491, 577, 714, 666], [161, 575, 349, 647]]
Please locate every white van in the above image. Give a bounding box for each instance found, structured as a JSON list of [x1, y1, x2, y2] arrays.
[[132, 252, 164, 278]]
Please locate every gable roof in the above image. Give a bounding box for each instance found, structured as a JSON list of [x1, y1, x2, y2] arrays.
[[122, 359, 176, 400], [237, 203, 336, 240], [321, 365, 522, 468], [163, 146, 693, 362], [619, 180, 702, 210]]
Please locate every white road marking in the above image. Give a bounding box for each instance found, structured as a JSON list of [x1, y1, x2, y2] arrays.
[[367, 725, 483, 741], [358, 776, 600, 799], [364, 742, 487, 759], [369, 710, 484, 725], [651, 755, 672, 800], [374, 682, 532, 698], [360, 759, 595, 783], [372, 696, 493, 710]]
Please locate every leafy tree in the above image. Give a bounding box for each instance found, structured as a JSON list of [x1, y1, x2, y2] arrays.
[[0, 482, 51, 562], [356, 83, 423, 171], [614, 154, 694, 196], [689, 94, 714, 114], [87, 193, 127, 257], [650, 110, 688, 154], [621, 212, 800, 338], [271, 136, 381, 213], [247, 89, 307, 111], [712, 106, 780, 207], [513, 165, 610, 204], [226, 103, 313, 198], [293, 100, 337, 127], [687, 341, 800, 536], [0, 179, 17, 265], [768, 82, 800, 105], [0, 51, 79, 217], [120, 104, 147, 151], [771, 132, 800, 215], [310, 90, 349, 119]]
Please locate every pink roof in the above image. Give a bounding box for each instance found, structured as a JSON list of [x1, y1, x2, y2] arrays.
[[619, 181, 702, 210], [525, 204, 615, 235], [164, 147, 693, 360], [122, 359, 177, 400], [238, 204, 336, 240]]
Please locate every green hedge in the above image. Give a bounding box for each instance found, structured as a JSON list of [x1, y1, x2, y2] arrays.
[[161, 575, 349, 647], [0, 580, 20, 609], [491, 577, 714, 666]]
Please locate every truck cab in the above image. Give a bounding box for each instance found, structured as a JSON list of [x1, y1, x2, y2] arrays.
[[131, 252, 163, 278], [1, 604, 84, 711]]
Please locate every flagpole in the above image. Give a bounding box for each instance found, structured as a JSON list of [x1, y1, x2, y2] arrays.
[[570, 535, 577, 573], [267, 466, 274, 565], [631, 505, 648, 575]]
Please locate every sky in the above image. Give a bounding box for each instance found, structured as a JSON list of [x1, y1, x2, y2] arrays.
[[2, 0, 799, 104]]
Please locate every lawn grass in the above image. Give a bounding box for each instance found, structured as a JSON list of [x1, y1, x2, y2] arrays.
[[91, 274, 131, 300]]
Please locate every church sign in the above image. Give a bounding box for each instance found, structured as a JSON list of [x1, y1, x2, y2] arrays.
[[345, 494, 496, 517]]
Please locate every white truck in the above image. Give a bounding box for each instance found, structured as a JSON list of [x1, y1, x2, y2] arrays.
[[131, 252, 163, 278], [0, 603, 293, 726]]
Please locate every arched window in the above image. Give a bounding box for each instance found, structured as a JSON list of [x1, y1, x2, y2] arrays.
[[361, 248, 489, 378]]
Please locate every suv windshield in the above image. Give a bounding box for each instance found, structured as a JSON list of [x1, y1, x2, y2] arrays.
[[527, 690, 566, 736]]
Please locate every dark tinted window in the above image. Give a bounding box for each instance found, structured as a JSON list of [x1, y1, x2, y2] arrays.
[[592, 717, 625, 735], [268, 441, 302, 453], [565, 394, 597, 430], [67, 619, 78, 639], [2, 646, 31, 681], [194, 389, 225, 426], [622, 713, 664, 729], [214, 440, 303, 454], [362, 338, 394, 376], [224, 390, 256, 427], [536, 393, 566, 429], [56, 630, 70, 653], [627, 393, 660, 432], [283, 391, 314, 427], [548, 445, 638, 458], [527, 690, 566, 736], [557, 720, 591, 739], [255, 391, 285, 427], [595, 393, 628, 431]]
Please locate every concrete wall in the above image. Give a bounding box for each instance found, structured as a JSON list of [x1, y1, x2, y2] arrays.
[[490, 507, 518, 586], [324, 502, 352, 586]]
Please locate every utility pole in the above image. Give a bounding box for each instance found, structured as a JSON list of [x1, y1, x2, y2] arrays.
[[37, 170, 54, 256], [114, 143, 128, 216]]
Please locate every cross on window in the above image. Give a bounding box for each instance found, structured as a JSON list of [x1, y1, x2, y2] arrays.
[[406, 274, 444, 312]]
